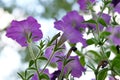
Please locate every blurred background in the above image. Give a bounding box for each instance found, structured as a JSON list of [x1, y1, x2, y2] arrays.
[[0, 0, 80, 80]]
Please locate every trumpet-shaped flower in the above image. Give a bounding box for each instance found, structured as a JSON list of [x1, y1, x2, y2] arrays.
[[6, 16, 43, 46], [54, 11, 87, 47]]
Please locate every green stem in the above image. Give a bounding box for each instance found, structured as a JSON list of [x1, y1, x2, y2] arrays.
[[58, 64, 65, 80], [28, 42, 35, 60], [35, 59, 40, 80], [39, 50, 55, 74]]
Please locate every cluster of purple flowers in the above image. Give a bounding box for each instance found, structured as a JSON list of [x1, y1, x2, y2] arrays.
[[5, 0, 120, 80]]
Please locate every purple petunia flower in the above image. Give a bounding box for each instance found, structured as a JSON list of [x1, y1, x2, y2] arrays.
[[112, 0, 120, 7], [107, 26, 120, 45], [32, 69, 51, 80], [54, 11, 87, 47], [77, 0, 95, 10], [6, 16, 43, 47], [111, 0, 120, 13], [114, 2, 120, 13], [58, 56, 86, 78], [109, 76, 116, 80]]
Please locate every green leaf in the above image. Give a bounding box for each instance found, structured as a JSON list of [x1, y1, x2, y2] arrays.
[[29, 60, 34, 67], [106, 51, 111, 58], [17, 72, 25, 80], [27, 67, 36, 71], [87, 50, 101, 58], [86, 38, 96, 45], [110, 45, 118, 55], [64, 58, 74, 66], [87, 61, 95, 71], [75, 50, 83, 56], [100, 31, 111, 38], [38, 56, 48, 61], [97, 18, 107, 27], [80, 56, 86, 66], [39, 73, 50, 80], [84, 19, 97, 24], [87, 50, 101, 63], [112, 55, 120, 75], [47, 32, 60, 46], [27, 74, 34, 80], [97, 68, 108, 80]]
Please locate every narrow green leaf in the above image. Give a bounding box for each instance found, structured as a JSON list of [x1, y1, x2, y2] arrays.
[[27, 67, 36, 71], [80, 56, 86, 66], [29, 60, 34, 67], [112, 55, 120, 75], [17, 72, 25, 80], [106, 51, 111, 58], [97, 68, 108, 80], [39, 73, 50, 80], [100, 31, 111, 38], [86, 38, 95, 45], [110, 45, 118, 55], [84, 19, 97, 24], [47, 32, 60, 46], [38, 56, 48, 61], [98, 18, 107, 27], [87, 50, 101, 58], [27, 74, 34, 80]]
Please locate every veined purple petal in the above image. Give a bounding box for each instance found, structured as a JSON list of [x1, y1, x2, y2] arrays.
[[6, 16, 43, 47]]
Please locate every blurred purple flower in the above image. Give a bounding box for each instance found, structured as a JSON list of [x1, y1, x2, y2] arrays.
[[32, 69, 51, 80], [51, 70, 61, 80], [114, 2, 120, 13], [112, 0, 120, 7], [111, 0, 120, 13], [54, 11, 87, 47], [6, 16, 43, 47], [58, 56, 86, 78], [87, 13, 111, 30], [77, 0, 95, 10], [107, 26, 120, 45], [109, 76, 116, 80]]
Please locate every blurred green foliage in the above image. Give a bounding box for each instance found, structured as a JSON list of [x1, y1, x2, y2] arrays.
[[0, 0, 76, 18]]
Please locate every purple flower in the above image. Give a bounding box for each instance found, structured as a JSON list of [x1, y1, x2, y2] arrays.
[[51, 70, 61, 80], [114, 2, 120, 13], [112, 0, 120, 7], [111, 0, 120, 13], [109, 76, 116, 80], [77, 0, 95, 10], [87, 13, 111, 30], [32, 69, 51, 80], [58, 56, 86, 78], [54, 11, 87, 47], [6, 16, 43, 46], [44, 45, 65, 63], [107, 26, 120, 45]]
